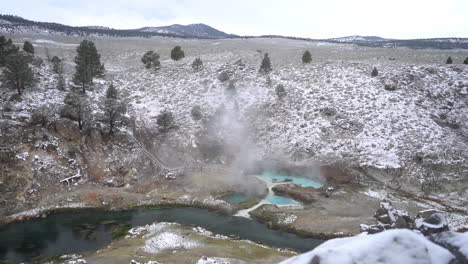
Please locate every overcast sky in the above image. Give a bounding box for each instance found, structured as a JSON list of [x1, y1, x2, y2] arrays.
[[2, 0, 467, 39]]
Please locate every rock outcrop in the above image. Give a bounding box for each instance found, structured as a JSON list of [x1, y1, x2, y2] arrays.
[[415, 209, 449, 235], [360, 199, 412, 233]]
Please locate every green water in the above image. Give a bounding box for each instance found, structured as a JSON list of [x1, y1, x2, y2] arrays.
[[258, 172, 324, 188], [266, 195, 299, 205], [0, 208, 323, 263]]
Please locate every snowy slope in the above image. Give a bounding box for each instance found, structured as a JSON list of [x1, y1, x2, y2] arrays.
[[279, 229, 456, 264]]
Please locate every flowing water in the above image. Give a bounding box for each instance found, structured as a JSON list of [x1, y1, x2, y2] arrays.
[[0, 208, 323, 263]]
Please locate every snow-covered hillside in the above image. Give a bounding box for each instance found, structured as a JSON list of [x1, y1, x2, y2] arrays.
[[102, 38, 467, 193], [2, 36, 467, 195]]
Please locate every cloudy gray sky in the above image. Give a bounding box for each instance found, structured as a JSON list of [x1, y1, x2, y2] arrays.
[[2, 0, 467, 39]]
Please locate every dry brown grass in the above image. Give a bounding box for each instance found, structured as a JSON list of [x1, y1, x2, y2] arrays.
[[81, 191, 100, 204]]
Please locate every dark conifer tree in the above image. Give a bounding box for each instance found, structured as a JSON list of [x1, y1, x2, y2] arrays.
[[2, 54, 34, 95], [72, 40, 105, 93], [259, 53, 272, 73], [371, 67, 378, 77], [192, 58, 203, 70], [276, 84, 286, 99], [302, 50, 312, 63], [141, 51, 161, 69], [51, 56, 62, 73], [446, 56, 453, 64], [156, 110, 176, 133], [103, 83, 126, 134], [61, 87, 90, 130], [170, 46, 185, 61], [0, 36, 19, 66], [464, 57, 468, 65], [23, 41, 34, 54]]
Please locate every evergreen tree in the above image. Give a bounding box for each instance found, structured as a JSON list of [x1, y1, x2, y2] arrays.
[[446, 56, 453, 64], [371, 67, 378, 77], [103, 83, 126, 134], [302, 50, 312, 63], [217, 71, 229, 82], [57, 71, 66, 91], [60, 87, 90, 130], [170, 46, 185, 61], [23, 41, 34, 54], [72, 40, 105, 93], [2, 54, 34, 95], [0, 36, 19, 66], [191, 105, 202, 121], [192, 58, 203, 71], [276, 84, 286, 99], [51, 56, 62, 74], [464, 57, 468, 65], [156, 110, 176, 133], [259, 53, 272, 73], [141, 51, 161, 69], [31, 105, 55, 127]]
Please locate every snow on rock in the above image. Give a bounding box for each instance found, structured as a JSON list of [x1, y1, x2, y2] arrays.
[[414, 209, 449, 235], [130, 260, 161, 264], [280, 229, 455, 264], [430, 231, 468, 263], [361, 199, 412, 233], [196, 256, 236, 264]]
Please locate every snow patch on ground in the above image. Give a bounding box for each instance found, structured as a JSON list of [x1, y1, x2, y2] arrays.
[[280, 229, 455, 264]]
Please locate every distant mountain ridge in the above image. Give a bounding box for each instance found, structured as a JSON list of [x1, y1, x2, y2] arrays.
[[1, 14, 467, 49], [0, 14, 235, 39], [137, 23, 236, 38]]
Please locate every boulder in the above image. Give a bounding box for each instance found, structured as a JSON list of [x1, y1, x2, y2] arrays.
[[373, 200, 412, 229], [414, 209, 449, 235]]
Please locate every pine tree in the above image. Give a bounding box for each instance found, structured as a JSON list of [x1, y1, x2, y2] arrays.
[[191, 105, 202, 121], [51, 56, 62, 74], [103, 83, 126, 134], [371, 67, 378, 77], [31, 105, 55, 127], [73, 40, 105, 93], [23, 41, 34, 54], [57, 71, 66, 91], [276, 84, 286, 99], [170, 46, 185, 61], [60, 87, 90, 130], [0, 36, 19, 66], [192, 58, 203, 71], [156, 110, 175, 133], [141, 51, 160, 69], [446, 56, 453, 64], [259, 53, 272, 73], [2, 54, 34, 95], [302, 50, 312, 64], [464, 57, 468, 65]]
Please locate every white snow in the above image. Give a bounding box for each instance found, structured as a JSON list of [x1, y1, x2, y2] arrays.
[[433, 231, 468, 258], [280, 229, 455, 264], [196, 257, 233, 264]]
